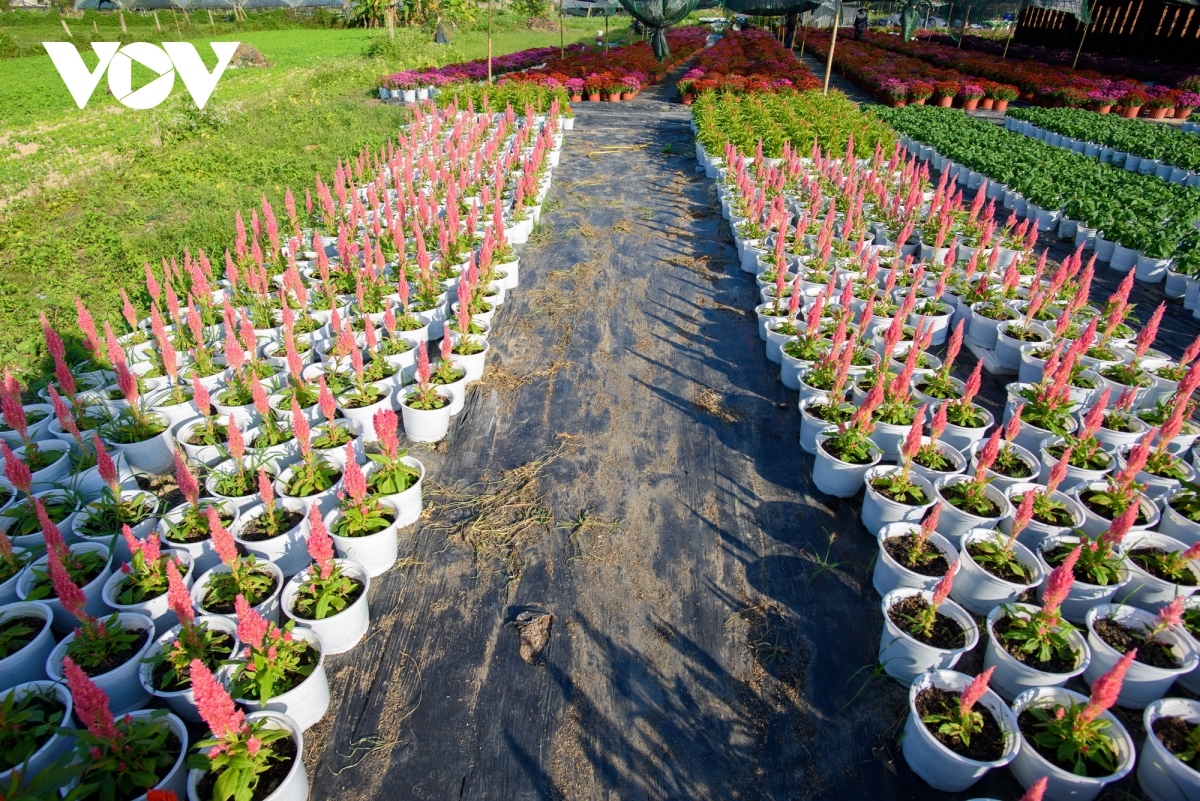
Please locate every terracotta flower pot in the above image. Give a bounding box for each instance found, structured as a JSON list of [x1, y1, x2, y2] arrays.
[[978, 97, 993, 109], [891, 97, 907, 107], [1176, 106, 1194, 120], [621, 91, 634, 100], [607, 92, 621, 102], [993, 99, 1009, 112], [1119, 105, 1142, 119], [586, 92, 601, 102], [911, 97, 927, 105], [1147, 107, 1169, 120], [1097, 104, 1112, 114], [937, 96, 954, 108], [569, 94, 582, 102], [682, 92, 694, 105], [962, 98, 979, 111]]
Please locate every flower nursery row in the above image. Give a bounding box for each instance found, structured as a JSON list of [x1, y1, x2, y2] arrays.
[[691, 89, 894, 164], [487, 26, 710, 102], [875, 105, 1200, 271], [858, 30, 1196, 114], [434, 80, 575, 120], [922, 32, 1200, 90], [676, 28, 819, 101], [699, 122, 1200, 799], [0, 99, 571, 801], [805, 32, 1019, 111], [1005, 107, 1200, 178], [379, 43, 587, 98]]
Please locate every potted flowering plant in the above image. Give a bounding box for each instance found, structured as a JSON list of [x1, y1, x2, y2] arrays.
[[17, 501, 110, 628], [0, 679, 71, 785], [1118, 408, 1198, 503], [99, 361, 173, 475], [399, 343, 453, 443], [1042, 390, 1114, 492], [934, 429, 1014, 545], [1003, 448, 1086, 549], [42, 540, 156, 715], [274, 399, 342, 515], [812, 378, 884, 498], [74, 436, 160, 558], [140, 561, 238, 722], [873, 504, 959, 598], [985, 82, 1018, 112], [985, 547, 1091, 700], [281, 508, 370, 655], [908, 80, 934, 105], [1074, 436, 1160, 538], [862, 408, 937, 535], [228, 596, 330, 731], [190, 507, 283, 622], [907, 404, 968, 483], [880, 563, 978, 683], [160, 452, 237, 576], [1118, 88, 1149, 118], [176, 377, 228, 467], [1038, 504, 1137, 624], [1083, 598, 1199, 709], [205, 419, 273, 512], [953, 492, 1046, 615], [187, 660, 308, 801], [933, 80, 959, 107], [970, 410, 1039, 491], [324, 449, 400, 578], [60, 658, 188, 800], [231, 472, 309, 578], [0, 527, 31, 605], [102, 526, 192, 635], [366, 408, 423, 524], [958, 83, 985, 111]]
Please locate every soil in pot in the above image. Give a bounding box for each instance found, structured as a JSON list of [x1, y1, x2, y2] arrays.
[[291, 578, 365, 621], [883, 535, 950, 576], [75, 626, 150, 677], [991, 449, 1034, 479], [203, 570, 279, 614], [940, 484, 1001, 517], [967, 541, 1029, 583], [1079, 490, 1150, 525], [915, 686, 1006, 761], [163, 510, 235, 545], [186, 424, 227, 447], [1129, 547, 1199, 585], [1092, 617, 1183, 669], [993, 615, 1080, 674], [1017, 709, 1117, 777], [0, 692, 64, 771], [24, 556, 106, 601], [914, 446, 956, 472], [151, 631, 236, 693], [887, 595, 967, 649], [0, 615, 46, 655], [1010, 492, 1075, 527], [196, 735, 297, 801], [1152, 716, 1200, 768], [870, 477, 928, 505], [239, 510, 305, 542]]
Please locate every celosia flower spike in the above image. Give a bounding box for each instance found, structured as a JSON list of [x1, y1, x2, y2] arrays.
[[931, 560, 958, 607], [1078, 649, 1136, 725], [63, 656, 117, 740], [166, 559, 193, 628], [189, 658, 245, 740], [958, 666, 995, 713]]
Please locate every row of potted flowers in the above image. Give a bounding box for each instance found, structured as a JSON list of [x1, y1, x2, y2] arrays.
[[0, 100, 569, 801], [377, 43, 587, 99], [703, 129, 1200, 800], [676, 28, 820, 103], [805, 31, 1019, 111]]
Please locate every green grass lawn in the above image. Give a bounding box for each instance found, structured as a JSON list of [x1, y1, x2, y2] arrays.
[[0, 11, 631, 372]]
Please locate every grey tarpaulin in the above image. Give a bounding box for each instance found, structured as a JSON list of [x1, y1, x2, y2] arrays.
[[617, 0, 703, 60], [721, 0, 821, 15]]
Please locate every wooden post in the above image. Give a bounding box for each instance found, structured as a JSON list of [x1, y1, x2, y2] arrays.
[[823, 2, 840, 95], [92, 19, 98, 34], [604, 4, 609, 51], [1072, 1, 1096, 67], [958, 5, 968, 45], [387, 4, 395, 38], [487, 0, 493, 83], [61, 17, 72, 37], [182, 6, 191, 26], [798, 11, 810, 58], [172, 8, 182, 40], [153, 10, 162, 31], [208, 9, 215, 29], [119, 10, 127, 33], [1002, 0, 1022, 57], [559, 0, 565, 58]]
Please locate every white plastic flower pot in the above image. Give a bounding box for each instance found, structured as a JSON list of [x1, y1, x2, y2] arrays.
[[0, 679, 75, 786], [879, 587, 978, 684], [156, 499, 240, 577], [901, 669, 1020, 792], [0, 546, 28, 607], [231, 499, 312, 579], [274, 461, 343, 518], [1119, 530, 1200, 612], [335, 390, 393, 443], [399, 388, 453, 443], [138, 615, 239, 723], [101, 548, 193, 638], [1009, 685, 1136, 801], [233, 626, 330, 731], [323, 498, 403, 578], [939, 405, 994, 453], [868, 419, 915, 465], [1083, 603, 1199, 709], [186, 711, 308, 801], [1034, 437, 1112, 494], [967, 441, 1041, 494], [967, 303, 1015, 349], [449, 338, 489, 383], [860, 466, 936, 536], [994, 323, 1048, 372], [190, 559, 284, 625], [813, 432, 882, 498], [951, 528, 1046, 616], [1035, 533, 1131, 624], [1135, 254, 1171, 284], [982, 603, 1090, 701], [16, 542, 113, 631], [904, 437, 968, 484], [362, 457, 424, 528], [1114, 444, 1198, 505], [1157, 490, 1200, 546], [1139, 698, 1200, 801], [797, 399, 838, 455], [103, 414, 176, 475], [74, 489, 161, 564], [0, 601, 55, 692], [999, 482, 1086, 550], [873, 523, 959, 598], [204, 456, 278, 515], [15, 441, 72, 494], [310, 420, 366, 469], [1071, 481, 1160, 539], [45, 611, 156, 715], [281, 559, 371, 655], [172, 417, 227, 467], [933, 476, 1013, 549]]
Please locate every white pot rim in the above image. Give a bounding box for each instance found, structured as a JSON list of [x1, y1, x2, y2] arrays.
[[1085, 603, 1200, 675], [986, 603, 1090, 677], [882, 587, 979, 655]]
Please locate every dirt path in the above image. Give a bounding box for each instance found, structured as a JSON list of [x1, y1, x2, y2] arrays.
[[297, 70, 1188, 800]]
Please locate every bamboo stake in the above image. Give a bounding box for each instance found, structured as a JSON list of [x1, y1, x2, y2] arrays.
[[1002, 0, 1022, 57], [153, 10, 161, 31], [822, 2, 840, 96], [61, 17, 73, 37], [208, 9, 215, 29], [958, 5, 968, 45], [798, 11, 810, 58], [487, 0, 493, 83], [1072, 1, 1096, 68]]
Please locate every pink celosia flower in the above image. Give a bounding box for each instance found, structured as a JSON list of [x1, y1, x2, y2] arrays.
[[959, 666, 995, 713], [1046, 447, 1073, 495], [63, 656, 117, 740], [1019, 776, 1049, 801], [1156, 596, 1186, 631], [307, 505, 335, 579], [166, 559, 193, 628], [250, 375, 270, 418], [1134, 302, 1165, 362], [189, 659, 245, 740], [902, 406, 926, 464], [175, 450, 200, 508], [974, 428, 1002, 481], [961, 361, 983, 408], [1101, 501, 1140, 548], [34, 498, 68, 559], [235, 594, 268, 649], [95, 434, 119, 496], [258, 470, 274, 515], [226, 417, 245, 463], [931, 560, 958, 607], [47, 543, 88, 622], [341, 453, 368, 505], [1041, 545, 1080, 615], [2, 441, 32, 495], [1078, 648, 1136, 725], [1012, 491, 1036, 538], [208, 506, 238, 566], [115, 363, 139, 409], [1004, 405, 1023, 444], [374, 408, 399, 460]]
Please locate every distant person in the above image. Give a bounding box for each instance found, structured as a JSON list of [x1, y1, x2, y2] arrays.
[[854, 8, 869, 40], [632, 19, 643, 35], [784, 11, 797, 47]]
